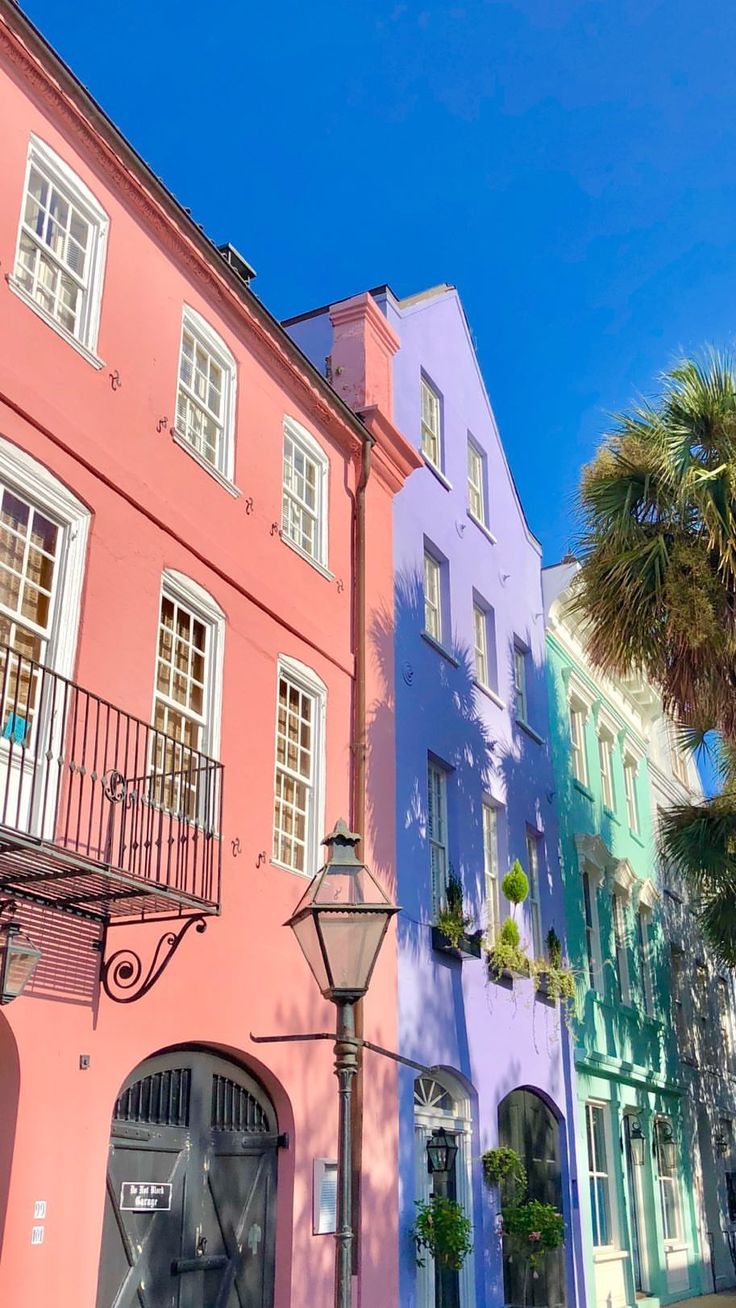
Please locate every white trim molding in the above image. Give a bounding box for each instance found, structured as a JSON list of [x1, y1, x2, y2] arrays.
[[157, 568, 226, 761], [611, 858, 637, 902], [281, 416, 330, 573], [271, 654, 327, 878], [564, 666, 597, 718], [637, 878, 660, 911], [174, 304, 238, 484]]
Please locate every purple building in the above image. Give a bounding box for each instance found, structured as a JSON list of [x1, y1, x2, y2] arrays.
[[286, 284, 582, 1308]]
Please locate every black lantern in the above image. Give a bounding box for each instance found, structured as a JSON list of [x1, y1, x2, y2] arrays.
[[656, 1120, 677, 1171], [427, 1127, 458, 1177], [628, 1118, 646, 1167], [286, 819, 399, 1003], [0, 921, 41, 1003]]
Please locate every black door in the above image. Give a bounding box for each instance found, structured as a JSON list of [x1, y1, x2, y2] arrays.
[[96, 1049, 278, 1308], [499, 1089, 566, 1308]]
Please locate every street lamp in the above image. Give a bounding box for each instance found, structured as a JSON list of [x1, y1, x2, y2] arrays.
[[628, 1118, 646, 1167], [0, 920, 41, 1003], [427, 1128, 458, 1178], [286, 819, 399, 1308]]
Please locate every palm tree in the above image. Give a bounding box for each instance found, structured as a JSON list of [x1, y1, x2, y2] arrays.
[[574, 351, 736, 962]]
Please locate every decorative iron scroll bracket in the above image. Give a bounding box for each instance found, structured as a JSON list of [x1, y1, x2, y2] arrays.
[[249, 1030, 433, 1075], [101, 914, 208, 1003]]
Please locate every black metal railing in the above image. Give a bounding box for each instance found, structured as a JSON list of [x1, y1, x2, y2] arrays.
[[0, 641, 223, 919]]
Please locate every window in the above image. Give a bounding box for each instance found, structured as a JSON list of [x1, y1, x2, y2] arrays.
[[586, 1103, 613, 1247], [582, 870, 598, 990], [483, 801, 500, 940], [428, 760, 449, 919], [420, 375, 442, 468], [281, 420, 329, 568], [0, 486, 60, 740], [526, 829, 543, 956], [671, 948, 693, 1061], [623, 757, 640, 833], [473, 603, 488, 685], [467, 438, 486, 524], [598, 732, 615, 810], [694, 960, 709, 1050], [656, 1120, 681, 1241], [637, 909, 654, 1017], [570, 705, 589, 786], [175, 308, 236, 478], [670, 735, 689, 787], [12, 136, 108, 354], [514, 644, 528, 723], [313, 1159, 338, 1235], [612, 892, 630, 1005], [272, 661, 325, 875], [152, 575, 223, 814], [423, 549, 443, 643]]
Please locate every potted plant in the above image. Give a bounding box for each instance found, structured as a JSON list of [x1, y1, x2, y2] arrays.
[[487, 916, 531, 979], [535, 927, 576, 1006], [499, 1197, 565, 1307], [411, 1194, 473, 1271], [433, 871, 482, 958], [482, 1145, 527, 1198]]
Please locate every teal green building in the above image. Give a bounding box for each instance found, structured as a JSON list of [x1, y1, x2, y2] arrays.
[[544, 561, 703, 1308]]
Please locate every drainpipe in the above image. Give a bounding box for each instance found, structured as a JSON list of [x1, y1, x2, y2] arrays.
[[351, 426, 375, 1281]]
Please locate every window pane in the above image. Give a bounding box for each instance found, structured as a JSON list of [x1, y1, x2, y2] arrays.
[[15, 155, 97, 343], [424, 552, 441, 641], [282, 430, 324, 563], [176, 320, 230, 471], [273, 673, 318, 873]]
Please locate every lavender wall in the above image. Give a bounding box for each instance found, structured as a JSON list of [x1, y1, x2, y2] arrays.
[[288, 285, 582, 1308]]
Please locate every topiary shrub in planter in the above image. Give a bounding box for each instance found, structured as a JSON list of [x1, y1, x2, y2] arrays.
[[536, 926, 576, 1007], [435, 872, 473, 949], [502, 860, 529, 913], [411, 1195, 473, 1271], [487, 916, 531, 979]]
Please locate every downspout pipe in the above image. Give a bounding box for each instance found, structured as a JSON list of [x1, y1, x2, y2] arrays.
[[351, 426, 375, 1282]]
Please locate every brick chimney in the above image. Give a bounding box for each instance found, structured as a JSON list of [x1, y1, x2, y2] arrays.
[[329, 293, 400, 419]]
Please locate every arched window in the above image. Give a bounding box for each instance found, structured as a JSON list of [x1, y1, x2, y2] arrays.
[[413, 1071, 475, 1308]]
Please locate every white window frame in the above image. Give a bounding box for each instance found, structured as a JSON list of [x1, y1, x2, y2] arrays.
[[420, 375, 442, 470], [655, 1118, 683, 1245], [473, 602, 489, 687], [428, 759, 449, 919], [281, 417, 330, 572], [586, 1101, 616, 1250], [173, 306, 237, 484], [467, 437, 487, 525], [10, 135, 109, 364], [152, 571, 225, 763], [611, 890, 631, 1005], [637, 907, 654, 1017], [271, 656, 326, 878], [569, 703, 589, 787], [513, 643, 528, 724], [669, 729, 689, 788], [423, 548, 444, 644], [483, 800, 501, 941], [598, 729, 615, 810], [576, 841, 605, 992], [413, 1071, 476, 1308], [525, 828, 543, 957], [623, 752, 640, 834]]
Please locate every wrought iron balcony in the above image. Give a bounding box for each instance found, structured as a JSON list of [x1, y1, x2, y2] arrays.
[[0, 641, 222, 922]]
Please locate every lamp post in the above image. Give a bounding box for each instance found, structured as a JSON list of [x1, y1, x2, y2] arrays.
[[286, 819, 399, 1308]]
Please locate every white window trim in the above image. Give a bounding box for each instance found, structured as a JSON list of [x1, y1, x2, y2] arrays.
[[428, 758, 449, 919], [420, 374, 443, 472], [174, 305, 237, 484], [581, 860, 604, 992], [414, 1071, 476, 1308], [10, 134, 109, 363], [281, 417, 330, 574], [569, 702, 590, 788], [597, 730, 615, 810], [513, 642, 529, 725], [423, 548, 444, 645], [655, 1117, 683, 1246], [638, 905, 655, 1017], [482, 798, 501, 941], [622, 749, 641, 834], [0, 435, 90, 681], [586, 1100, 618, 1252], [473, 600, 489, 688], [611, 890, 631, 1006], [271, 654, 327, 878], [153, 569, 225, 762], [467, 435, 487, 527], [526, 828, 543, 957]]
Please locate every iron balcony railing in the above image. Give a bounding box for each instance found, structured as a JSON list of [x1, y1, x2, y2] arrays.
[[0, 640, 223, 921]]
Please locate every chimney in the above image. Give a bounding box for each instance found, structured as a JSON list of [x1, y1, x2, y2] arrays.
[[328, 293, 400, 419]]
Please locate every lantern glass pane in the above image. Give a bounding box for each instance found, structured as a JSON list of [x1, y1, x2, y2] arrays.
[[290, 912, 330, 995], [317, 911, 389, 994], [312, 861, 393, 909], [2, 931, 41, 1001]]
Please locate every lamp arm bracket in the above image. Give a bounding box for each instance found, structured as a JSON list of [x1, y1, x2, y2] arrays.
[[249, 1031, 433, 1075]]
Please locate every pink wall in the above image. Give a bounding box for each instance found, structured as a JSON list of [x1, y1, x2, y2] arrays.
[[0, 11, 413, 1305]]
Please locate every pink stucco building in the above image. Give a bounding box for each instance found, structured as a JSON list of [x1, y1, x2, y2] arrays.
[[0, 5, 418, 1305]]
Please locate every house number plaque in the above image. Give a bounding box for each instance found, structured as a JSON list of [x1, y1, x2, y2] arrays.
[[120, 1182, 172, 1211]]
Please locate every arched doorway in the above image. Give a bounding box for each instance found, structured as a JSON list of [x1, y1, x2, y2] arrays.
[[499, 1088, 566, 1308], [414, 1071, 476, 1308], [95, 1047, 279, 1308]]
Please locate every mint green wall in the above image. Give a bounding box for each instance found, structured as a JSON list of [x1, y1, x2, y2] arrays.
[[545, 630, 703, 1307]]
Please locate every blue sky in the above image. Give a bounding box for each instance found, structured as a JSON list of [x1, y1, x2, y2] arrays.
[[22, 0, 736, 563]]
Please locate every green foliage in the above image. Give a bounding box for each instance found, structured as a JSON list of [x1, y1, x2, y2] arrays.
[[500, 916, 520, 947], [546, 927, 562, 969], [574, 350, 736, 966], [502, 860, 529, 906], [436, 872, 473, 947], [411, 1195, 473, 1271], [500, 1199, 565, 1271], [482, 1146, 527, 1196], [487, 930, 531, 980]]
